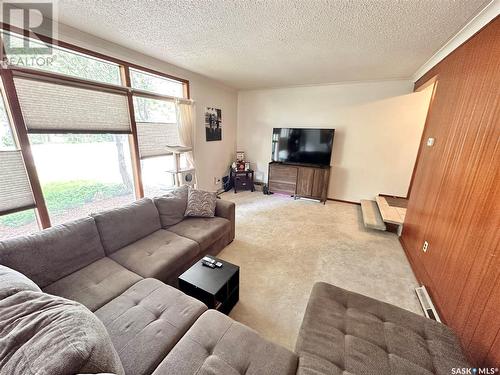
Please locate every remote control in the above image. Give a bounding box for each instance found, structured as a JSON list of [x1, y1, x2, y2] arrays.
[[202, 256, 215, 264], [202, 260, 216, 268]]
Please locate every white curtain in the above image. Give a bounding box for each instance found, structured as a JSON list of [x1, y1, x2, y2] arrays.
[[176, 101, 195, 169]]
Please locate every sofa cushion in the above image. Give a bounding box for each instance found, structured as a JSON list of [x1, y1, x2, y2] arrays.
[[92, 198, 161, 254], [109, 229, 199, 283], [43, 257, 142, 312], [95, 278, 207, 375], [0, 290, 124, 375], [0, 265, 41, 300], [0, 217, 105, 288], [295, 282, 469, 375], [167, 217, 231, 252], [185, 188, 217, 217], [153, 185, 188, 228], [152, 310, 298, 375]]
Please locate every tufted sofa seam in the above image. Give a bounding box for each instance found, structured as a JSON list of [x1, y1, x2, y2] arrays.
[[211, 320, 234, 355], [381, 319, 391, 375], [75, 272, 118, 309], [314, 303, 438, 374], [87, 264, 133, 298], [129, 283, 164, 306], [168, 224, 229, 249], [384, 320, 436, 373], [139, 305, 186, 331], [103, 283, 164, 323], [115, 317, 178, 356], [195, 354, 244, 375], [347, 307, 438, 373], [298, 351, 345, 373], [424, 323, 437, 375], [190, 321, 235, 375]]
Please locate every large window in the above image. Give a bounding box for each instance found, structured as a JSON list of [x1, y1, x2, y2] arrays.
[[133, 96, 177, 123], [2, 31, 122, 85], [141, 156, 176, 198], [28, 134, 135, 225], [130, 68, 184, 97], [132, 79, 183, 197], [134, 95, 181, 196], [0, 91, 38, 239], [0, 27, 189, 238], [0, 95, 15, 151], [0, 209, 39, 239]]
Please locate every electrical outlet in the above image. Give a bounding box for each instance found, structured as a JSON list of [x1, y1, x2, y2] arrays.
[[213, 177, 221, 185], [422, 241, 429, 253]]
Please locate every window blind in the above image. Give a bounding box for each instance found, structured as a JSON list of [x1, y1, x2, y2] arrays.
[[136, 122, 180, 158], [0, 150, 35, 213], [13, 77, 131, 133]]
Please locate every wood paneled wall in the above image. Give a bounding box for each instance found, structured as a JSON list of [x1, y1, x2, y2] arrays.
[[400, 17, 499, 367]]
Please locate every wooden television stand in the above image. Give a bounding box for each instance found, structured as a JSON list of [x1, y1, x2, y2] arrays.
[[267, 162, 330, 204]]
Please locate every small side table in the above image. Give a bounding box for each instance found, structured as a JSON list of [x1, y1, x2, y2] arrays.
[[231, 169, 254, 193], [178, 257, 239, 315]]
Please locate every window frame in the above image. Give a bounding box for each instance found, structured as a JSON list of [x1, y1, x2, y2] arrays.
[[27, 132, 137, 227], [2, 29, 123, 86], [0, 22, 191, 231], [129, 67, 186, 98], [0, 23, 190, 98]]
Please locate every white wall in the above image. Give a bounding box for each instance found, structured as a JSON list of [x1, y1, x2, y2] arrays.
[[35, 22, 237, 191], [237, 80, 433, 202]]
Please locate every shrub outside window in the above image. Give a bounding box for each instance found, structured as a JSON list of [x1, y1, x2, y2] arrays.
[[130, 68, 184, 97], [28, 134, 135, 226]]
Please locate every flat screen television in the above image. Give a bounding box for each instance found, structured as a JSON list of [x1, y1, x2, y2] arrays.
[[271, 128, 334, 166]]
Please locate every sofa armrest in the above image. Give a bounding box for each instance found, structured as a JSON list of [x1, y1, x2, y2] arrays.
[[215, 199, 235, 241]]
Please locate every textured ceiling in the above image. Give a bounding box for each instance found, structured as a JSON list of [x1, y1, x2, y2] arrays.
[[52, 0, 490, 89]]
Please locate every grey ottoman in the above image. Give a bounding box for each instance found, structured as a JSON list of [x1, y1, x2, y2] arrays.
[[296, 282, 469, 375]]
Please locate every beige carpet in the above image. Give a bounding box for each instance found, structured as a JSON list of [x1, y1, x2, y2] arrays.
[[217, 191, 422, 351]]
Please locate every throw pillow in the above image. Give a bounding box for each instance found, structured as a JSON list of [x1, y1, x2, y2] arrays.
[[153, 185, 189, 228], [185, 188, 217, 217]]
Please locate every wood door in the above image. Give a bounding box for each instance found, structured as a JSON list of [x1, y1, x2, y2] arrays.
[[311, 169, 325, 198], [269, 164, 297, 184], [268, 163, 298, 194], [297, 167, 314, 196]]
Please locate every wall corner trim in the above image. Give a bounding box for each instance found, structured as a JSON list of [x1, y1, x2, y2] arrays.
[[412, 0, 499, 82]]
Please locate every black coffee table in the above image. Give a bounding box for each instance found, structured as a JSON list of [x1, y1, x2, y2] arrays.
[[178, 257, 239, 315]]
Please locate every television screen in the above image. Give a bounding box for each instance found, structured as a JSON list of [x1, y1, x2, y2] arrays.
[[271, 128, 334, 166]]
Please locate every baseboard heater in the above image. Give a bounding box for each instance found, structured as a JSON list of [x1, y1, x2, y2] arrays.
[[415, 286, 441, 322]]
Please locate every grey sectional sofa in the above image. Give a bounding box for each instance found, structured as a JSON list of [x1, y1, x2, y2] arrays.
[[0, 197, 234, 312], [0, 196, 469, 375], [0, 196, 298, 375]]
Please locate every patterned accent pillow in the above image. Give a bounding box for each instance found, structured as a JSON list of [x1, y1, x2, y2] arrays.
[[185, 188, 217, 217]]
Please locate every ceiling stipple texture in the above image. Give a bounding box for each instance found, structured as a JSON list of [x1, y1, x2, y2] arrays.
[[54, 0, 490, 89]]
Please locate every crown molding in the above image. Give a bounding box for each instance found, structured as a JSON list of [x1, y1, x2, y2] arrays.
[[412, 0, 499, 82]]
